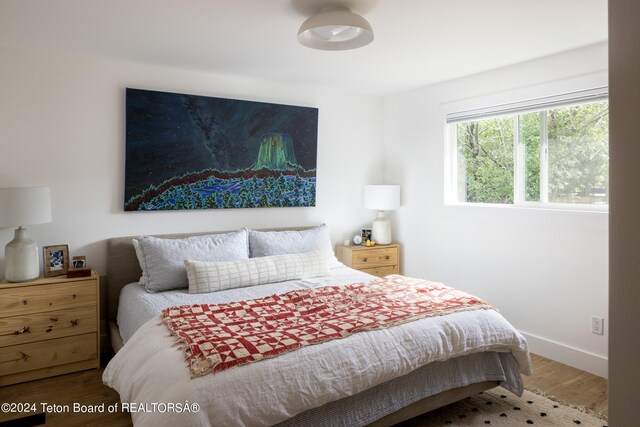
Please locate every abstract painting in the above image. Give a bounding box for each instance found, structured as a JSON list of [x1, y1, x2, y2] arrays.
[[124, 88, 318, 211]]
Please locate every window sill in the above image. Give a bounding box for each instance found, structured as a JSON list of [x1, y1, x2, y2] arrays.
[[444, 201, 608, 213]]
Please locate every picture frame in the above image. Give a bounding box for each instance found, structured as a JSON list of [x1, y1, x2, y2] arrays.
[[72, 256, 87, 269], [360, 228, 372, 244], [43, 245, 69, 277], [125, 88, 318, 211]]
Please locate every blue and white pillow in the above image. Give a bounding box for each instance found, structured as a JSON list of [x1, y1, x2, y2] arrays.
[[248, 224, 341, 268], [133, 229, 249, 292], [186, 250, 329, 294]]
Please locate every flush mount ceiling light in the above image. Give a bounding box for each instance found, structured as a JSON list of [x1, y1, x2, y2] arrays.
[[297, 6, 374, 51]]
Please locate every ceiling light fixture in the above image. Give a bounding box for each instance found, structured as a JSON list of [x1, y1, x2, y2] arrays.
[[297, 6, 374, 51]]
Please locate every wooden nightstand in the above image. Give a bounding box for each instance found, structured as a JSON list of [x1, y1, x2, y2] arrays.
[[0, 271, 100, 386], [336, 243, 400, 277]]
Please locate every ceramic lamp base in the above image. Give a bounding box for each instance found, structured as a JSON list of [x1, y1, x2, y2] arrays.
[[371, 211, 392, 245], [5, 227, 40, 282]]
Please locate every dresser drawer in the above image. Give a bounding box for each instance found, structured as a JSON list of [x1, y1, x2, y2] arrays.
[[0, 306, 98, 347], [0, 333, 97, 376], [351, 247, 398, 269], [0, 281, 96, 318], [360, 265, 400, 278]]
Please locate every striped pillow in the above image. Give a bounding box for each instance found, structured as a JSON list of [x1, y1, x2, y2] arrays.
[[185, 250, 329, 294]]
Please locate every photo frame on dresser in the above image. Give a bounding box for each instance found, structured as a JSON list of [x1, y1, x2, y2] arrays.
[[72, 255, 86, 269], [361, 228, 372, 243], [43, 244, 69, 277]]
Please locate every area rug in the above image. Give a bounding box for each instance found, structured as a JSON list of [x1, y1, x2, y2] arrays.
[[401, 387, 607, 426]]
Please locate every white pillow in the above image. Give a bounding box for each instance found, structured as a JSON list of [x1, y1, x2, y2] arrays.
[[248, 224, 341, 268], [133, 230, 249, 292], [132, 238, 148, 287], [186, 250, 329, 294]]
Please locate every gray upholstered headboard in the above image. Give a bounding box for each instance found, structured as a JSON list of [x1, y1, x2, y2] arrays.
[[106, 226, 314, 321]]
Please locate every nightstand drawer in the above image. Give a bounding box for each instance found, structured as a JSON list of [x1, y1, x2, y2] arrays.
[[0, 333, 97, 376], [361, 265, 400, 278], [336, 243, 401, 276], [351, 247, 398, 269], [0, 306, 98, 347], [0, 281, 96, 317]]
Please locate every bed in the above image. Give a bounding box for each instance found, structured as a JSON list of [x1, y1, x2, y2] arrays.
[[103, 227, 531, 427]]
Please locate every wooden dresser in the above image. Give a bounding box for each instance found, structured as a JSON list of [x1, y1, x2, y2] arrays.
[[335, 243, 400, 277], [0, 271, 100, 386]]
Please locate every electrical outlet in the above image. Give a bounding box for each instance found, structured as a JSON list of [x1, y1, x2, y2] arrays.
[[591, 316, 604, 335]]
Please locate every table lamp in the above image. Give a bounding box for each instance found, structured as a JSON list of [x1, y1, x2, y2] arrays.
[[363, 185, 400, 245], [0, 186, 52, 282]]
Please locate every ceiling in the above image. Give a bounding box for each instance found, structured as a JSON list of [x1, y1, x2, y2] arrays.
[[0, 0, 607, 96]]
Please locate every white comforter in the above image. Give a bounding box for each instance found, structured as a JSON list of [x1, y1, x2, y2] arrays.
[[103, 274, 531, 427]]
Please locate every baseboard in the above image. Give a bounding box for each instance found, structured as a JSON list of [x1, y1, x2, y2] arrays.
[[521, 332, 608, 379]]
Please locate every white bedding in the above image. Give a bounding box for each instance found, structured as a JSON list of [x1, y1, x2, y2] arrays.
[[104, 268, 531, 427], [117, 265, 371, 343]]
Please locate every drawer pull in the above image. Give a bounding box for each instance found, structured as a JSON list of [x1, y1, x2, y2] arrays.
[[72, 347, 79, 354], [72, 294, 77, 299], [3, 326, 31, 337], [385, 255, 390, 260], [15, 326, 31, 335], [50, 317, 59, 322], [363, 257, 368, 262], [46, 328, 53, 333], [21, 300, 28, 305], [70, 319, 79, 326]]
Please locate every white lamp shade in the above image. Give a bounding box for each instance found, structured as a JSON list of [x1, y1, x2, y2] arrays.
[[0, 186, 52, 228], [364, 185, 400, 211], [298, 6, 374, 51]]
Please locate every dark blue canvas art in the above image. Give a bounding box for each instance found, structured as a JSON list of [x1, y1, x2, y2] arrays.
[[124, 88, 318, 211]]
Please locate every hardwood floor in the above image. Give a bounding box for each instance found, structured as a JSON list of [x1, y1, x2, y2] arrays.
[[523, 353, 608, 416], [0, 353, 607, 426], [0, 356, 130, 427]]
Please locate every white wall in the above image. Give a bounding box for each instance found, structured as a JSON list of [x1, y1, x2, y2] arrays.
[[0, 46, 384, 277], [383, 43, 609, 377], [0, 42, 611, 377]]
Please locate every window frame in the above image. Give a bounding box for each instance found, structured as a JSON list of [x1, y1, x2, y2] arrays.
[[444, 89, 609, 212]]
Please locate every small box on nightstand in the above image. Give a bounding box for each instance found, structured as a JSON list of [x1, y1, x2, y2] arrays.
[[67, 267, 92, 278]]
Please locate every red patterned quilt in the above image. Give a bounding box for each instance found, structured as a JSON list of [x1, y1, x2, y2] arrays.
[[162, 274, 494, 377]]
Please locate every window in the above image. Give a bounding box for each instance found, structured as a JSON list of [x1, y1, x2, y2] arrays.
[[446, 88, 609, 209]]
